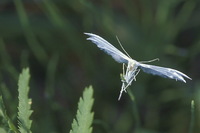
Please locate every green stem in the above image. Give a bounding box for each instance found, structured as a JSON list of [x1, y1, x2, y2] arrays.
[[127, 89, 141, 131], [189, 100, 195, 133]]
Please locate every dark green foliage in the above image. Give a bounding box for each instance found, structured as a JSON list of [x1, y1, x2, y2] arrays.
[[0, 96, 18, 133], [0, 0, 199, 133]]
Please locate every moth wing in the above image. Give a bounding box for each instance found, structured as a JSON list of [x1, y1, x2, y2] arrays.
[[84, 33, 130, 64], [138, 63, 192, 83]]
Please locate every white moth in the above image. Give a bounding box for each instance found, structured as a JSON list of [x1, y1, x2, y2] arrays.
[[84, 33, 192, 100]]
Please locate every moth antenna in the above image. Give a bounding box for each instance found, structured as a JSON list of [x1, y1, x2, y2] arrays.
[[123, 63, 125, 75], [116, 36, 132, 59], [139, 58, 159, 63]]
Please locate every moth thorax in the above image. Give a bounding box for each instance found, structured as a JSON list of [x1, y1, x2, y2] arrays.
[[128, 60, 137, 71]]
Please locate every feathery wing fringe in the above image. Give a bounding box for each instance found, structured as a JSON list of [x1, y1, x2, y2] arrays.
[[139, 64, 192, 83], [84, 33, 129, 64]]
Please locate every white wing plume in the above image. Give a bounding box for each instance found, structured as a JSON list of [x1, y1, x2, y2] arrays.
[[138, 63, 192, 83], [84, 33, 130, 64]]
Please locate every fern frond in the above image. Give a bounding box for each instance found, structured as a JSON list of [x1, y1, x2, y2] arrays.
[[70, 86, 94, 133], [17, 68, 33, 133]]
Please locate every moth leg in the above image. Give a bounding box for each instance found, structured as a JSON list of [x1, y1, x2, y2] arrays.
[[133, 69, 140, 81], [124, 78, 133, 92], [123, 63, 125, 75], [119, 63, 126, 100], [123, 69, 140, 93], [118, 82, 125, 100], [119, 70, 138, 100], [120, 64, 126, 83], [118, 79, 133, 100]]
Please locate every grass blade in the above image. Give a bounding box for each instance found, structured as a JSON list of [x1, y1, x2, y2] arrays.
[[127, 89, 141, 131], [0, 38, 18, 80], [14, 0, 48, 65], [189, 100, 195, 133]]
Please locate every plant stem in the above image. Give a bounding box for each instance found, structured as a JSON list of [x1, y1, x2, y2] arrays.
[[189, 100, 195, 133], [127, 89, 141, 131]]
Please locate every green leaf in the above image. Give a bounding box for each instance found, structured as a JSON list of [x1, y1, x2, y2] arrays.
[[0, 96, 18, 133], [0, 127, 7, 133], [17, 68, 32, 133], [70, 86, 94, 133]]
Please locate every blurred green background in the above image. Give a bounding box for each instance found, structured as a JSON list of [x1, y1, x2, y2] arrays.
[[0, 0, 200, 133]]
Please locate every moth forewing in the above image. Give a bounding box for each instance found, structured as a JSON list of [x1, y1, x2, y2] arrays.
[[84, 33, 130, 64]]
